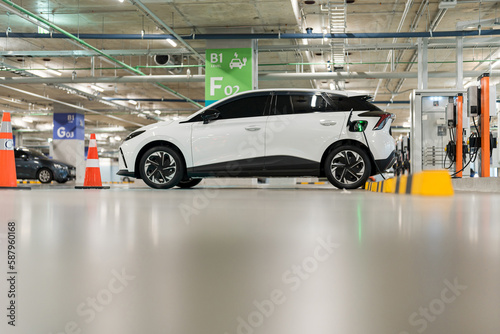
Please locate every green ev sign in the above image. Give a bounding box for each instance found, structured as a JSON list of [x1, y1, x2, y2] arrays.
[[205, 48, 253, 106]]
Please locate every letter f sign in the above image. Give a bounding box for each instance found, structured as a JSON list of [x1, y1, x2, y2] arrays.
[[210, 77, 223, 96]]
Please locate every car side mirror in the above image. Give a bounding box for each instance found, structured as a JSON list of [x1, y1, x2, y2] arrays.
[[201, 109, 220, 124], [348, 120, 368, 132]]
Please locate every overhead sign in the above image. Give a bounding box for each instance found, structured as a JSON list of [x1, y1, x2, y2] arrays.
[[205, 48, 253, 106], [53, 113, 84, 140]]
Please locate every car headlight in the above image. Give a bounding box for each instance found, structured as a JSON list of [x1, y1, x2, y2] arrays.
[[124, 130, 146, 141], [53, 163, 67, 170]]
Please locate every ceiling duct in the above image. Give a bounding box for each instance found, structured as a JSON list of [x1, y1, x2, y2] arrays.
[[153, 55, 183, 74], [154, 55, 170, 65]]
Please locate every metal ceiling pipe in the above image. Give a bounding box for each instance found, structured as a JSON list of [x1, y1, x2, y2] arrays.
[[0, 0, 202, 108], [3, 71, 500, 84], [2, 30, 500, 40], [128, 0, 204, 64], [4, 38, 500, 58], [0, 75, 205, 84], [258, 71, 500, 80], [104, 98, 205, 103]]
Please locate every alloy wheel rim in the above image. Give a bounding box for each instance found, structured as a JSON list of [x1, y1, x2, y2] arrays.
[[39, 170, 51, 182], [144, 151, 177, 184], [330, 150, 365, 185]]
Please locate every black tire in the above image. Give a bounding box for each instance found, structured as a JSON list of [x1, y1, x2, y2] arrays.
[[37, 168, 53, 183], [139, 146, 185, 189], [324, 145, 371, 189], [176, 178, 202, 189]]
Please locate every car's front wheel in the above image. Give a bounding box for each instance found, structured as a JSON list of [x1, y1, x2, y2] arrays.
[[325, 145, 371, 189], [37, 168, 53, 183], [139, 146, 185, 189], [176, 178, 202, 189]]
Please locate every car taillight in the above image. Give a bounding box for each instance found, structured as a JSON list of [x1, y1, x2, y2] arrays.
[[373, 113, 393, 130]]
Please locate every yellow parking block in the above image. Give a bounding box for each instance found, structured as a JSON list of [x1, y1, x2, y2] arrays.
[[383, 178, 396, 193], [363, 170, 453, 196], [411, 170, 454, 196]]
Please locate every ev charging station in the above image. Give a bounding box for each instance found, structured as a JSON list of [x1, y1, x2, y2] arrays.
[[410, 74, 499, 178], [466, 74, 499, 177], [410, 89, 469, 175]]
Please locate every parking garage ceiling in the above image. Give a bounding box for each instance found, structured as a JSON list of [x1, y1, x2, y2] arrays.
[[1, 0, 500, 151]]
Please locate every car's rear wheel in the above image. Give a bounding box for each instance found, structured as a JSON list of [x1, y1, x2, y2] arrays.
[[37, 168, 53, 183], [176, 178, 202, 189], [139, 146, 184, 189], [325, 145, 371, 189]]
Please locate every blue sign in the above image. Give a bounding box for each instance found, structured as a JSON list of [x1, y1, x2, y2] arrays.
[[53, 113, 84, 140]]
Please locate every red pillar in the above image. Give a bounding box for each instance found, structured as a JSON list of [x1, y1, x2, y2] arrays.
[[480, 74, 490, 177], [456, 94, 463, 177]]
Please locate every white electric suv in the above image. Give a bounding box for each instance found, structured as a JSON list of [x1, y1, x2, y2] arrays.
[[117, 89, 396, 189]]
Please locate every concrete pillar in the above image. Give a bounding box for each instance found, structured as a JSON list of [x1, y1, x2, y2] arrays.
[[456, 37, 464, 90], [417, 38, 428, 90], [51, 103, 85, 183]]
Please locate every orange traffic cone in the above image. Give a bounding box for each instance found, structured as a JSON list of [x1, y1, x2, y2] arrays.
[[75, 133, 110, 189], [0, 112, 30, 190]]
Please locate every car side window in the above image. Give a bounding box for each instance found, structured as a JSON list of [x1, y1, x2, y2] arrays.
[[274, 94, 328, 115], [216, 95, 270, 120], [14, 150, 30, 159], [185, 94, 270, 123], [274, 95, 293, 115]]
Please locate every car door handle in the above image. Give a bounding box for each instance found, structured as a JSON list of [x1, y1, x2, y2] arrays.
[[245, 126, 261, 131], [320, 120, 337, 126]]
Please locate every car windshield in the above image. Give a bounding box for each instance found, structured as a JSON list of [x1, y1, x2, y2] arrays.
[[24, 148, 47, 159]]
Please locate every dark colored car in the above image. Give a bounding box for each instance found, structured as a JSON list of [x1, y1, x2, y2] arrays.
[[14, 147, 76, 183]]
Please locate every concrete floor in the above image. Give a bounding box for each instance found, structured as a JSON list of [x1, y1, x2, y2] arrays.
[[1, 184, 499, 334]]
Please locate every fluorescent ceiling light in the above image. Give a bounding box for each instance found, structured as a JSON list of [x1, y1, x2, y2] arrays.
[[37, 26, 49, 34], [463, 81, 476, 89], [99, 126, 126, 132], [45, 68, 62, 76], [167, 39, 177, 47], [36, 123, 53, 131], [25, 69, 50, 78], [27, 67, 61, 77], [90, 84, 104, 92], [128, 100, 138, 105], [491, 59, 500, 69], [438, 0, 457, 9]]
